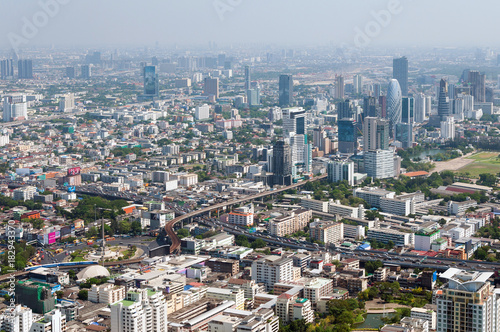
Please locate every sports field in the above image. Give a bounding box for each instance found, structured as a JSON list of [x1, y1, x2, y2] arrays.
[[456, 152, 500, 177]]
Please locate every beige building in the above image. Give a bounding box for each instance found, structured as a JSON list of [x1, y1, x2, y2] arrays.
[[267, 209, 312, 237], [309, 221, 343, 244], [88, 284, 126, 304], [206, 288, 245, 310]]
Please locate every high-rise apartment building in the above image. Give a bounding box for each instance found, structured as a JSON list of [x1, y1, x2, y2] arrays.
[[30, 309, 66, 332], [111, 288, 167, 332], [438, 79, 451, 121], [364, 150, 395, 179], [440, 117, 455, 140], [401, 97, 414, 124], [279, 74, 293, 106], [338, 119, 357, 154], [18, 59, 33, 79], [65, 66, 75, 79], [309, 221, 344, 245], [363, 117, 389, 152], [353, 74, 362, 94], [337, 99, 352, 119], [272, 140, 292, 186], [467, 70, 486, 103], [335, 75, 345, 99], [1, 59, 14, 79], [251, 256, 294, 290], [81, 65, 91, 79], [393, 56, 408, 96], [414, 93, 426, 123], [327, 160, 354, 186], [436, 268, 500, 332], [244, 65, 251, 91]]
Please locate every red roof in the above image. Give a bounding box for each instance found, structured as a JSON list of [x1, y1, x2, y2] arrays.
[[403, 171, 429, 177]]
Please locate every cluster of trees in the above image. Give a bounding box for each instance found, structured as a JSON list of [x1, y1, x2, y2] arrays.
[[59, 196, 129, 224], [363, 260, 383, 274], [235, 235, 267, 249], [303, 180, 366, 208], [111, 146, 143, 157], [0, 242, 36, 272], [476, 218, 500, 240], [369, 239, 395, 250]]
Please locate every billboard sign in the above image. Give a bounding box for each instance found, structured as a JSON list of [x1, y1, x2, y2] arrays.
[[48, 232, 56, 244], [67, 167, 81, 176]]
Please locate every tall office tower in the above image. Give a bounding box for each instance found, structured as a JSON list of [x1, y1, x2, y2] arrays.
[[111, 288, 167, 332], [279, 74, 293, 106], [461, 94, 474, 115], [363, 117, 389, 152], [393, 56, 408, 96], [387, 79, 402, 137], [364, 149, 395, 179], [244, 65, 251, 91], [335, 75, 345, 99], [290, 134, 311, 172], [337, 99, 352, 119], [353, 74, 362, 94], [438, 79, 451, 120], [282, 107, 306, 136], [204, 77, 219, 98], [414, 93, 426, 123], [152, 56, 159, 66], [1, 59, 14, 79], [272, 140, 292, 186], [378, 96, 387, 118], [401, 97, 414, 124], [436, 268, 500, 332], [363, 96, 378, 118], [143, 65, 159, 97], [440, 117, 455, 140], [81, 65, 91, 79], [486, 87, 494, 103], [65, 66, 75, 79], [3, 95, 27, 122], [338, 118, 357, 154], [327, 160, 354, 185], [468, 70, 486, 102], [395, 122, 413, 148], [17, 59, 33, 79], [86, 51, 102, 65]]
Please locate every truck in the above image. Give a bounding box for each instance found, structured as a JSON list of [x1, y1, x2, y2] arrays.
[[87, 240, 94, 245], [106, 237, 115, 241], [55, 248, 63, 254]]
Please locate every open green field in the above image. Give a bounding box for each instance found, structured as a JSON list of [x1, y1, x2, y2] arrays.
[[457, 152, 500, 177]]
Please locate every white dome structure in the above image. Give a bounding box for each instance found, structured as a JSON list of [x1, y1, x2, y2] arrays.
[[76, 265, 110, 281]]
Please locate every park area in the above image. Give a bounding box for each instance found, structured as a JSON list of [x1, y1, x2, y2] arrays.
[[456, 152, 500, 178]]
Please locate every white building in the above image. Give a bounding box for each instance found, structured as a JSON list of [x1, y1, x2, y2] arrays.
[[309, 221, 344, 244], [327, 160, 354, 186], [30, 309, 66, 332], [367, 228, 411, 247], [13, 186, 37, 201], [300, 197, 329, 213], [0, 305, 33, 332], [228, 204, 254, 226], [58, 93, 75, 112], [195, 104, 210, 121], [447, 200, 477, 216], [364, 150, 394, 179], [206, 287, 245, 310], [251, 256, 293, 290], [440, 116, 455, 140], [411, 307, 436, 330], [88, 284, 126, 304], [414, 228, 440, 251], [3, 95, 28, 122], [328, 200, 365, 219], [111, 288, 167, 332]]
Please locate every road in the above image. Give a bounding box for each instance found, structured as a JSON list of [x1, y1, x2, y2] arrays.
[[165, 174, 328, 254]]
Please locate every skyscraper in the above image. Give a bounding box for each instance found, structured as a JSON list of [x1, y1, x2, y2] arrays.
[[1, 59, 14, 79], [279, 74, 293, 106], [364, 149, 395, 179], [414, 93, 426, 123], [81, 65, 91, 79], [393, 56, 408, 96], [327, 160, 354, 185], [401, 97, 414, 124], [353, 74, 362, 94], [335, 75, 345, 99], [204, 77, 219, 99], [387, 79, 402, 137], [438, 78, 451, 120], [440, 117, 455, 140], [468, 70, 486, 102], [436, 268, 500, 332], [272, 140, 292, 186], [363, 117, 389, 152], [373, 83, 381, 99], [282, 107, 306, 136], [395, 122, 413, 149], [65, 66, 75, 79], [17, 59, 33, 79], [363, 96, 378, 118], [337, 99, 352, 119], [144, 65, 159, 97], [338, 119, 357, 154], [244, 65, 251, 91]]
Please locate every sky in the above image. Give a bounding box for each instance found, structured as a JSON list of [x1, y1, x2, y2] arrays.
[[1, 0, 500, 50]]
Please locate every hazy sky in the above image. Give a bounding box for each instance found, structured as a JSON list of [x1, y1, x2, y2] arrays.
[[2, 0, 500, 50]]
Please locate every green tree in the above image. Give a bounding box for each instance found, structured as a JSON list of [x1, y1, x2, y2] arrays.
[[177, 228, 190, 239], [78, 289, 88, 300]]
